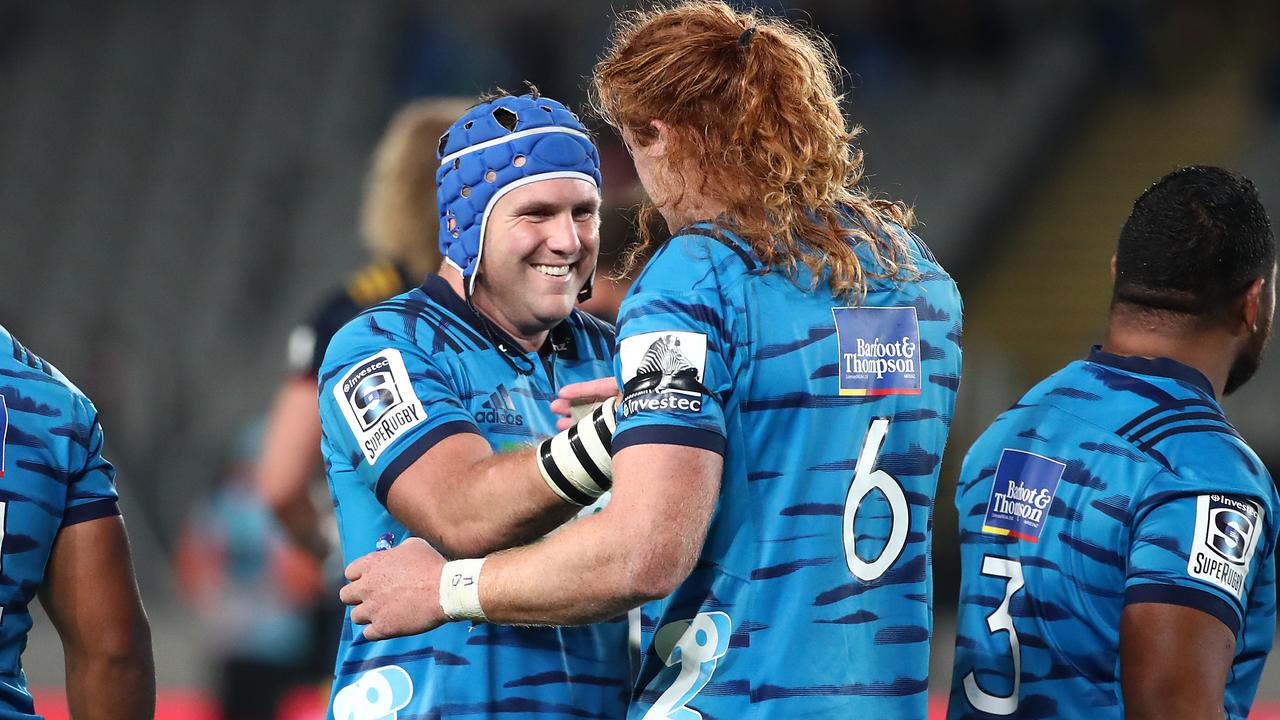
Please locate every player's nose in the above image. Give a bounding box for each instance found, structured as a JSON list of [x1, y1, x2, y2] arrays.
[[544, 211, 582, 256]]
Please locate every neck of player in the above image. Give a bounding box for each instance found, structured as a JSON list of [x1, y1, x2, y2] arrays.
[[443, 268, 549, 354], [1101, 318, 1237, 399]]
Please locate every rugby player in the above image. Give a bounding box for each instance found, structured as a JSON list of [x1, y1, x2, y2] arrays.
[[0, 325, 153, 719], [949, 165, 1276, 719], [341, 4, 964, 718], [316, 92, 628, 718]]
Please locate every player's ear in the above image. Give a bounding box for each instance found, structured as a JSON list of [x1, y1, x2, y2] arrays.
[[1109, 255, 1117, 282], [646, 120, 669, 158], [1236, 275, 1266, 335]]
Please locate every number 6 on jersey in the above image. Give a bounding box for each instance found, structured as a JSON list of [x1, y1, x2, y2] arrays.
[[844, 418, 909, 581]]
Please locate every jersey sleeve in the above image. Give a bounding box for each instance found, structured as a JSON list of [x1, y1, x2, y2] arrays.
[[319, 322, 481, 506], [611, 234, 745, 456], [61, 396, 121, 528], [1125, 471, 1272, 635]]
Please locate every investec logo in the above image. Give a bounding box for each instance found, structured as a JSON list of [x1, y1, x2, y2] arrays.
[[843, 336, 918, 380], [476, 385, 524, 425]]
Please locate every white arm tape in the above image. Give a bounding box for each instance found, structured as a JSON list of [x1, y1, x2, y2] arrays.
[[537, 396, 618, 506], [439, 558, 487, 621]]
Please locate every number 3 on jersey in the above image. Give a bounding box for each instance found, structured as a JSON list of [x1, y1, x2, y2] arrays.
[[844, 418, 909, 581], [963, 555, 1025, 715], [644, 612, 732, 720]]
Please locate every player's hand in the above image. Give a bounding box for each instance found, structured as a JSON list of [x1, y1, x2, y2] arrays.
[[550, 377, 620, 431], [340, 537, 447, 641]]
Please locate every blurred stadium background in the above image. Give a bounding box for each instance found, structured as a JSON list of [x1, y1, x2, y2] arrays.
[[2, 0, 1280, 717]]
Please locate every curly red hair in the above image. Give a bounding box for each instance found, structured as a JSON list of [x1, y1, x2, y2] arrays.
[[592, 1, 914, 297]]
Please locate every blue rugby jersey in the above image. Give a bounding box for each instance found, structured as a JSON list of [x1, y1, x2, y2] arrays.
[[611, 220, 963, 719], [949, 348, 1278, 720], [318, 274, 629, 719], [0, 325, 120, 718]]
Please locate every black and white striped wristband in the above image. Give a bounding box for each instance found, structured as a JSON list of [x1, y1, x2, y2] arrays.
[[536, 396, 618, 506]]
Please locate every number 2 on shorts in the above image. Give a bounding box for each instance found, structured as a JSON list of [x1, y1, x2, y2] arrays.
[[644, 612, 732, 720]]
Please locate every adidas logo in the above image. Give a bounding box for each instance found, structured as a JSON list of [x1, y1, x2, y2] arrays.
[[477, 384, 524, 425]]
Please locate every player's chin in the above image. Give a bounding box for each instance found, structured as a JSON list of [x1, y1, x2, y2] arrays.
[[531, 294, 577, 326]]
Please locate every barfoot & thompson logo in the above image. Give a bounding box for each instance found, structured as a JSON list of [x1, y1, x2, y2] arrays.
[[832, 306, 921, 396], [981, 449, 1066, 543]]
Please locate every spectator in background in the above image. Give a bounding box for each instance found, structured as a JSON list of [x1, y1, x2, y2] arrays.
[[176, 421, 321, 720], [258, 97, 470, 562]]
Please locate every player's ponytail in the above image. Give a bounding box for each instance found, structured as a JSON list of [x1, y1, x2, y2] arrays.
[[593, 1, 915, 300]]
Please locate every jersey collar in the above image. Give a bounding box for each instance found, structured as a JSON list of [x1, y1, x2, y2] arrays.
[[419, 273, 577, 360], [1086, 345, 1215, 398]]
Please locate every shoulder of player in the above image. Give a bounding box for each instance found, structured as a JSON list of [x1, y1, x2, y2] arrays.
[[319, 288, 498, 390], [0, 331, 94, 415], [562, 309, 617, 346], [638, 225, 761, 286]]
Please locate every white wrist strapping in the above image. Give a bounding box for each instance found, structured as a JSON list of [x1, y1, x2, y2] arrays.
[[537, 396, 618, 506], [439, 558, 487, 621]]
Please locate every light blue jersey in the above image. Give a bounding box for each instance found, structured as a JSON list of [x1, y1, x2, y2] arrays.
[[319, 275, 629, 719], [611, 220, 963, 718], [0, 325, 120, 718], [949, 348, 1277, 719]]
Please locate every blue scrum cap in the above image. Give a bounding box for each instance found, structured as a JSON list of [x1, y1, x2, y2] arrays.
[[436, 93, 602, 295]]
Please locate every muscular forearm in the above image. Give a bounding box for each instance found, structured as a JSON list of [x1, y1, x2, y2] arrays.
[[478, 509, 664, 625], [395, 441, 580, 559], [64, 629, 155, 720]]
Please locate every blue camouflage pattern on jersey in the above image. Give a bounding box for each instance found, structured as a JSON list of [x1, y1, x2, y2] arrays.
[[0, 325, 120, 718], [950, 348, 1278, 719], [318, 275, 629, 719], [611, 219, 963, 719]]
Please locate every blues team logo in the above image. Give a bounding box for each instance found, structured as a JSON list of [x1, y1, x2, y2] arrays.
[[618, 331, 709, 418], [335, 349, 427, 464], [1188, 494, 1263, 600], [332, 665, 413, 720], [831, 306, 921, 396], [981, 449, 1065, 543]]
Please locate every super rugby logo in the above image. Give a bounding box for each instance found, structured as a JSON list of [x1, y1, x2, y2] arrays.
[[335, 349, 426, 465], [1188, 494, 1263, 600], [342, 357, 399, 431], [618, 331, 709, 418]]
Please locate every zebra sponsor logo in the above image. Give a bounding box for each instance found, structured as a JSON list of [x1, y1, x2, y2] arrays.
[[618, 331, 708, 418], [1188, 494, 1263, 600]]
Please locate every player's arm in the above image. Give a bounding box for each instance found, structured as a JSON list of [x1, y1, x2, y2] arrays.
[[1120, 602, 1234, 720], [343, 442, 720, 636], [322, 340, 615, 560], [385, 433, 585, 559], [1121, 474, 1268, 720], [258, 376, 329, 559], [39, 515, 155, 720]]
